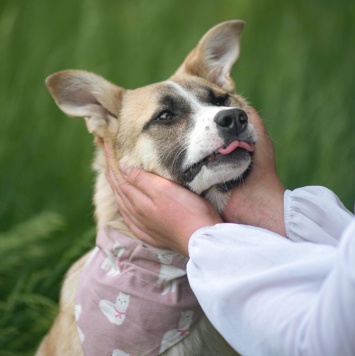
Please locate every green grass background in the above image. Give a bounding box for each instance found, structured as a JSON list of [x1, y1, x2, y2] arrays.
[[0, 0, 354, 354]]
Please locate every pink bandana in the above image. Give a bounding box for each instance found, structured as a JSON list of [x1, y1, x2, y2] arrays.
[[76, 227, 203, 356]]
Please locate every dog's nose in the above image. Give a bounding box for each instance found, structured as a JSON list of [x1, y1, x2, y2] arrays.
[[214, 108, 248, 135]]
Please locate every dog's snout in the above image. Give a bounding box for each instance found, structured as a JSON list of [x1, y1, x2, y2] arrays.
[[214, 108, 248, 135]]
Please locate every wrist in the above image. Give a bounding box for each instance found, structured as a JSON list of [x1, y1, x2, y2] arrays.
[[176, 208, 222, 257], [223, 174, 286, 237]]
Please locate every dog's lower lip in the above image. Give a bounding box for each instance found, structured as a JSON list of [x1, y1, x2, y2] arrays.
[[184, 143, 253, 182], [184, 153, 216, 182]]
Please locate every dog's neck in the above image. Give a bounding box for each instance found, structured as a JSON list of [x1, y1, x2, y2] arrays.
[[93, 148, 136, 238]]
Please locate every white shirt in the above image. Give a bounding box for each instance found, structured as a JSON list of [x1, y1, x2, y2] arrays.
[[187, 186, 355, 356]]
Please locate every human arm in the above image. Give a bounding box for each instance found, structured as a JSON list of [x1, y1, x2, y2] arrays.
[[188, 173, 355, 355], [284, 186, 354, 245], [187, 216, 355, 355]]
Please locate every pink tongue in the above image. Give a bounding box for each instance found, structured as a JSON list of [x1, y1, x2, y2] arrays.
[[217, 141, 255, 155]]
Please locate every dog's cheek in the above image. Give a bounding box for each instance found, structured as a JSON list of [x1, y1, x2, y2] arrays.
[[157, 132, 190, 185], [119, 137, 170, 180], [140, 119, 192, 184]]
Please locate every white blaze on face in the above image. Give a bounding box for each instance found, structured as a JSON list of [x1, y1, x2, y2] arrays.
[[183, 106, 227, 168], [164, 81, 254, 194], [165, 81, 203, 111], [164, 80, 230, 167]]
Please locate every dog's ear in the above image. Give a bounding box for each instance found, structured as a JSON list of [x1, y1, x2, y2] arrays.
[[45, 70, 125, 136], [175, 20, 244, 93]]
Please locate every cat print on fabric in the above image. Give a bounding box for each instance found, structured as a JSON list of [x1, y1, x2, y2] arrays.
[[74, 304, 85, 343], [156, 251, 186, 295], [99, 292, 130, 326], [76, 229, 203, 355], [159, 310, 195, 353], [101, 241, 125, 277]]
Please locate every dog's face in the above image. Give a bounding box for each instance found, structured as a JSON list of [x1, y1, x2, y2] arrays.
[[117, 76, 256, 194], [46, 20, 257, 211]]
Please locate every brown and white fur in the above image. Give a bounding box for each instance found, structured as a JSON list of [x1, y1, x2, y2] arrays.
[[37, 20, 257, 356]]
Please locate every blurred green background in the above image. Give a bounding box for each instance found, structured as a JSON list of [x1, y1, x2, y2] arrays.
[[0, 0, 354, 354]]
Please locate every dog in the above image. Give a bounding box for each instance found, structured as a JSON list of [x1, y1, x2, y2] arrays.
[[37, 20, 257, 356]]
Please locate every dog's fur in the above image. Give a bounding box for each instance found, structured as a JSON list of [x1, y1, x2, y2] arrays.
[[37, 20, 257, 356]]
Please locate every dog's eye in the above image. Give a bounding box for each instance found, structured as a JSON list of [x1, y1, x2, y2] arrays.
[[215, 94, 230, 107], [155, 110, 175, 121]]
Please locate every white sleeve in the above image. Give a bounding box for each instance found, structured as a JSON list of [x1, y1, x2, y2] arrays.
[[284, 186, 354, 245], [187, 221, 355, 355]]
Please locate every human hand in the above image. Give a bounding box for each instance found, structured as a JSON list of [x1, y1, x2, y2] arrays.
[[222, 107, 286, 236], [105, 147, 222, 256]]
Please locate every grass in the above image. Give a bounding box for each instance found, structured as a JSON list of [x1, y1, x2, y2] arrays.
[[0, 0, 354, 354]]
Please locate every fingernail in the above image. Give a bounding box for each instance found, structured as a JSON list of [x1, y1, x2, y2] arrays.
[[119, 164, 131, 177]]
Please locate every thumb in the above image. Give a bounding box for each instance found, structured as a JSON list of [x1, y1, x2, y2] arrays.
[[120, 165, 178, 198], [247, 106, 267, 134]]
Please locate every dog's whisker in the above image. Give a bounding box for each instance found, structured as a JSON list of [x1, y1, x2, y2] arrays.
[[173, 146, 188, 168]]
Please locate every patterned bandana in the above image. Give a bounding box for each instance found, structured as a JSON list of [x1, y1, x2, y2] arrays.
[[76, 227, 204, 356]]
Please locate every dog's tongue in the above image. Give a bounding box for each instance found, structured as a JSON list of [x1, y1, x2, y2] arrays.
[[217, 141, 255, 155]]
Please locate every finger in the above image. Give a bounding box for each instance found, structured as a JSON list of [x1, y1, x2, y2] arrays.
[[120, 167, 151, 189], [105, 168, 140, 218], [105, 166, 115, 188], [104, 141, 121, 181], [103, 141, 115, 170], [106, 163, 124, 187], [118, 205, 153, 242], [247, 107, 274, 149], [103, 140, 111, 160], [105, 167, 121, 200], [247, 106, 267, 134], [117, 194, 166, 248], [107, 163, 158, 224], [118, 180, 156, 215], [111, 187, 151, 237], [121, 167, 175, 199], [122, 212, 165, 248], [111, 186, 128, 212]]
